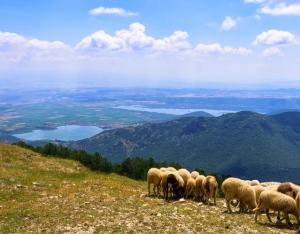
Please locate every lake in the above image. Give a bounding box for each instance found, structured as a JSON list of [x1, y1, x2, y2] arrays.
[[114, 105, 236, 116], [13, 125, 104, 141]]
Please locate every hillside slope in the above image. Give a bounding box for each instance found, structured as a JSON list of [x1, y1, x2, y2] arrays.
[[0, 143, 299, 233], [69, 111, 300, 184]]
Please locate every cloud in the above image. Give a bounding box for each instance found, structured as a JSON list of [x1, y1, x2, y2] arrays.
[[221, 16, 241, 31], [76, 22, 190, 52], [153, 31, 191, 51], [260, 3, 300, 16], [253, 30, 298, 46], [89, 6, 139, 16], [260, 47, 284, 56], [0, 31, 27, 45], [194, 43, 252, 55]]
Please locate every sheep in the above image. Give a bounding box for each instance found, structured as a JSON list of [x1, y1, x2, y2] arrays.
[[163, 171, 185, 202], [147, 168, 164, 197], [166, 167, 177, 172], [194, 175, 206, 202], [202, 175, 218, 205], [253, 190, 300, 226], [185, 178, 196, 199], [221, 177, 257, 213], [245, 179, 260, 186], [260, 181, 281, 187], [177, 168, 191, 189], [277, 182, 300, 199], [190, 171, 200, 180], [160, 167, 168, 172]]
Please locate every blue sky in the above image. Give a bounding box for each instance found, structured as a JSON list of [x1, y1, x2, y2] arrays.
[[0, 0, 300, 89]]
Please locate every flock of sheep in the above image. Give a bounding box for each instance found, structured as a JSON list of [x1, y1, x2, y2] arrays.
[[147, 167, 300, 232]]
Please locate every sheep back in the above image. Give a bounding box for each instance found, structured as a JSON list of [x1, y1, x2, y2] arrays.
[[222, 177, 256, 212]]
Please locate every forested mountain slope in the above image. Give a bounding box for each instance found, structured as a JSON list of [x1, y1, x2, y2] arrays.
[[68, 111, 300, 184]]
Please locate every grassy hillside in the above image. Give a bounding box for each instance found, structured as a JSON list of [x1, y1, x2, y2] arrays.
[[68, 111, 300, 184], [0, 143, 299, 233]]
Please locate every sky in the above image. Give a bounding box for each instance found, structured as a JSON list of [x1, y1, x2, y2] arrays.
[[0, 0, 300, 89]]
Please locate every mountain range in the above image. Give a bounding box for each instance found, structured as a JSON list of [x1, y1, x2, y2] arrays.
[[67, 111, 300, 184]]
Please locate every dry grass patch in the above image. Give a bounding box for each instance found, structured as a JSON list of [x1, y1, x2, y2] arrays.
[[0, 143, 299, 233]]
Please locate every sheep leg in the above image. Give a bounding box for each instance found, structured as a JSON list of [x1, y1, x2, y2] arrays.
[[225, 196, 233, 213], [148, 182, 151, 195], [266, 209, 273, 223], [283, 211, 292, 226]]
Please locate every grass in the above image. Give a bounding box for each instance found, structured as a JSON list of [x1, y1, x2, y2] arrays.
[[0, 143, 299, 233]]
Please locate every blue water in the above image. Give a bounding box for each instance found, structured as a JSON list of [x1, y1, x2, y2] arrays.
[[13, 125, 104, 141]]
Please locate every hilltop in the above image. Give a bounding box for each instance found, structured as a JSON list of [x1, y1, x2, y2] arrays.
[[0, 143, 299, 233], [68, 111, 300, 184]]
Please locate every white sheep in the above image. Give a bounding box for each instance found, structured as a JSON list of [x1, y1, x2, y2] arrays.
[[147, 168, 164, 197], [190, 171, 200, 180], [177, 168, 191, 189], [221, 177, 257, 213], [194, 174, 206, 202], [202, 175, 218, 205], [253, 190, 300, 226], [185, 178, 196, 199]]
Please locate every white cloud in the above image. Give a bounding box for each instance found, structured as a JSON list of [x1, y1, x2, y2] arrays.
[[253, 30, 298, 46], [154, 31, 191, 51], [115, 23, 155, 50], [89, 6, 139, 16], [260, 3, 300, 16], [76, 23, 190, 52], [260, 47, 284, 56], [194, 43, 252, 55], [221, 16, 241, 31], [0, 31, 27, 45]]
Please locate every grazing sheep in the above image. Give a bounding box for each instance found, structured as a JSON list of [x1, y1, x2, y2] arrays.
[[147, 168, 164, 197], [276, 182, 300, 222], [164, 171, 185, 201], [191, 171, 200, 180], [177, 168, 191, 189], [202, 175, 218, 205], [185, 178, 196, 199], [195, 175, 206, 202], [253, 190, 299, 226], [221, 177, 257, 213]]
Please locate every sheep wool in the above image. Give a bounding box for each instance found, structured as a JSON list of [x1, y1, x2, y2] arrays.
[[202, 175, 218, 205], [253, 190, 299, 225], [221, 177, 257, 213], [147, 168, 164, 197], [185, 178, 196, 199]]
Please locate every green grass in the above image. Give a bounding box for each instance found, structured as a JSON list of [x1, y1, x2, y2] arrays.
[[0, 143, 299, 233]]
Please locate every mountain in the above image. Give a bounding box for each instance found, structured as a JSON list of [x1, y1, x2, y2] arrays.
[[68, 111, 300, 184]]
